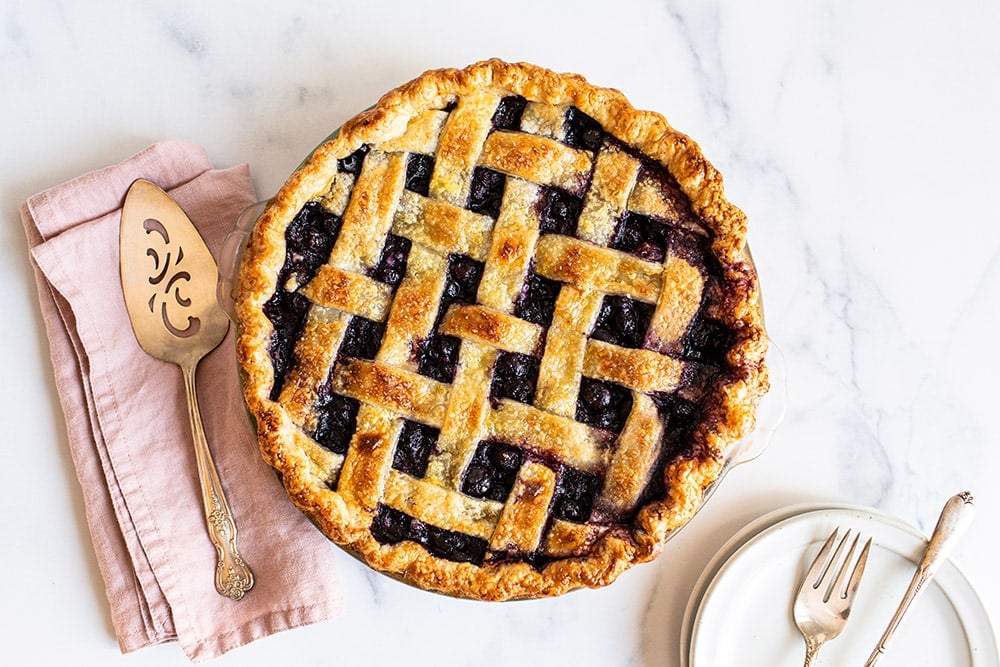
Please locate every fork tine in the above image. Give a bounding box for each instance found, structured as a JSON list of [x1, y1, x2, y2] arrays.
[[846, 537, 872, 601], [827, 532, 860, 602], [819, 529, 853, 600], [806, 528, 839, 588]]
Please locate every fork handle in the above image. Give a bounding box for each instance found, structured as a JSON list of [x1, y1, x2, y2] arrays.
[[802, 640, 821, 666], [182, 363, 255, 601], [864, 492, 974, 666]]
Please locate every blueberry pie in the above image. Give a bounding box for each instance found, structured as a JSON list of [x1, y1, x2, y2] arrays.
[[235, 60, 768, 599]]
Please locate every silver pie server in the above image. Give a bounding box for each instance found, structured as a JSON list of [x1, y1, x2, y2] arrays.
[[120, 178, 254, 601], [864, 491, 975, 665]]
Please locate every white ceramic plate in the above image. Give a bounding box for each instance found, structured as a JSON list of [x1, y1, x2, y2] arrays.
[[685, 505, 997, 666]]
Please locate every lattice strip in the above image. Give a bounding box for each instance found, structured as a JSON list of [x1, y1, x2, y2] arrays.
[[487, 400, 610, 474], [439, 304, 542, 355], [520, 102, 567, 140], [476, 178, 542, 313], [375, 244, 449, 370], [424, 341, 497, 487], [319, 172, 355, 216], [330, 359, 449, 428], [488, 461, 557, 552], [279, 306, 351, 430], [627, 173, 707, 235], [292, 428, 345, 487], [534, 286, 604, 418], [328, 151, 408, 271], [597, 394, 663, 516], [300, 265, 394, 322], [337, 404, 404, 509], [392, 190, 494, 261], [479, 131, 593, 195], [576, 145, 641, 246], [379, 109, 449, 155], [646, 254, 704, 354], [534, 235, 663, 303], [383, 470, 503, 540], [582, 340, 684, 392], [428, 90, 501, 206]]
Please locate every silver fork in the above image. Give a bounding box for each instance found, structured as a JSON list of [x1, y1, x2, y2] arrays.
[[793, 527, 872, 666]]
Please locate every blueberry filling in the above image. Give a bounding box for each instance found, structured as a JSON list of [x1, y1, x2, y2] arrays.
[[551, 465, 601, 523], [657, 393, 700, 436], [514, 270, 561, 327], [492, 95, 527, 131], [337, 145, 369, 175], [404, 153, 434, 196], [535, 187, 582, 236], [263, 290, 311, 401], [563, 107, 606, 152], [281, 201, 343, 285], [415, 254, 485, 383], [682, 317, 734, 366], [391, 420, 439, 478], [371, 505, 487, 565], [417, 334, 461, 383], [468, 167, 506, 218], [460, 439, 524, 502], [436, 254, 484, 324], [646, 391, 703, 491], [489, 351, 540, 405], [670, 229, 713, 272], [425, 523, 488, 565], [575, 376, 632, 433], [266, 199, 345, 387], [611, 211, 670, 263], [371, 505, 410, 544], [591, 295, 654, 349], [312, 390, 360, 454], [675, 362, 721, 404], [370, 504, 413, 543], [264, 199, 341, 395], [339, 316, 385, 361], [369, 233, 411, 287]]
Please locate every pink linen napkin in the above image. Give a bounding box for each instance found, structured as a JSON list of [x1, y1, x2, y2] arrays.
[[20, 140, 342, 662]]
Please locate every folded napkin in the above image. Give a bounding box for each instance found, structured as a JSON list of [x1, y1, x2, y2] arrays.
[[20, 140, 342, 662]]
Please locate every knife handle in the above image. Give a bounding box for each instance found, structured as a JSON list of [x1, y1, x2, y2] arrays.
[[864, 492, 974, 666], [182, 363, 255, 601]]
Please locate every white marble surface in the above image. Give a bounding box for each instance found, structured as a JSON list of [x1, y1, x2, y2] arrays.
[[3, 1, 999, 664]]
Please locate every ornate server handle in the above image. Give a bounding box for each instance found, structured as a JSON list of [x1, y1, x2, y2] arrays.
[[182, 363, 254, 600]]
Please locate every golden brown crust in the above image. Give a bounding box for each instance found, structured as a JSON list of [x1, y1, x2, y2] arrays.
[[235, 59, 768, 600]]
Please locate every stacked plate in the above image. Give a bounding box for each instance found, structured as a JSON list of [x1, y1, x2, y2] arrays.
[[681, 504, 997, 666]]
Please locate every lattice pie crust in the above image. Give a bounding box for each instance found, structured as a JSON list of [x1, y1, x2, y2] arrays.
[[236, 60, 768, 599]]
